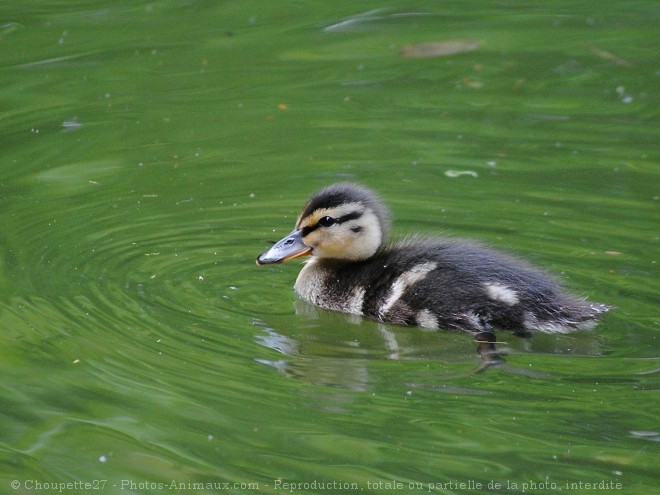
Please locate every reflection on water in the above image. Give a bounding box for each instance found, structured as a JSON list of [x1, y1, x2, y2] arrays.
[[253, 296, 613, 394]]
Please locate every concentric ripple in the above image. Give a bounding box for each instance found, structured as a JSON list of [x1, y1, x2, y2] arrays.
[[1, 178, 287, 370]]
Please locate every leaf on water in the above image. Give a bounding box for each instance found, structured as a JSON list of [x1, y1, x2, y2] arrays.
[[401, 40, 481, 58], [584, 44, 631, 67]]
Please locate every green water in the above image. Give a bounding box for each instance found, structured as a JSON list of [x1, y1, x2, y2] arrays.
[[1, 2, 658, 494]]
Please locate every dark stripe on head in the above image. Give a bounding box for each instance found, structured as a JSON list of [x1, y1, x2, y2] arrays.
[[298, 183, 391, 240], [337, 210, 362, 224], [300, 210, 363, 237]]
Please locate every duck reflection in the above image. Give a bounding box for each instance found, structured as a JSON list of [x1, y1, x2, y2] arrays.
[[253, 300, 510, 396]]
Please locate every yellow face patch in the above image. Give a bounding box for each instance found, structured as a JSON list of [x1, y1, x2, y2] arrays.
[[296, 203, 382, 261]]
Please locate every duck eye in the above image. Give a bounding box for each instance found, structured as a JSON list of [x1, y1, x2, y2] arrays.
[[318, 216, 336, 227]]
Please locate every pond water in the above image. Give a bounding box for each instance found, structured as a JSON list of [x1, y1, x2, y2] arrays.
[[1, 2, 658, 494]]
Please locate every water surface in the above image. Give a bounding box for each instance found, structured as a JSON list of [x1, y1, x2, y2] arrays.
[[1, 2, 658, 494]]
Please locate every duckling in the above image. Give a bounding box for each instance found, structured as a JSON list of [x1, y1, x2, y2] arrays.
[[256, 183, 610, 338]]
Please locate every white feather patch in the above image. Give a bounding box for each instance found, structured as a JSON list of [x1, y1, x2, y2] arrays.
[[483, 282, 519, 306], [345, 286, 366, 315], [379, 262, 437, 317], [416, 309, 438, 330]]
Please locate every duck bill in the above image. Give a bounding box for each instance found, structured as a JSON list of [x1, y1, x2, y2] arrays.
[[256, 229, 312, 265]]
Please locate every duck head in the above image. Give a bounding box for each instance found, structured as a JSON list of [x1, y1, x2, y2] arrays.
[[256, 183, 390, 265]]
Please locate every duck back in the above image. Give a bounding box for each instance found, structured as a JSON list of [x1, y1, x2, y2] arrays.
[[295, 237, 609, 335]]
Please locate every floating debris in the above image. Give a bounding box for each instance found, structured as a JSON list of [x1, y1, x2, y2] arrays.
[[458, 77, 483, 89], [401, 40, 481, 59], [445, 170, 478, 178], [615, 86, 634, 104], [584, 44, 631, 67]]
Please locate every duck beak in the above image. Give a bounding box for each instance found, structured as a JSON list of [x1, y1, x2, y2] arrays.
[[256, 229, 312, 265]]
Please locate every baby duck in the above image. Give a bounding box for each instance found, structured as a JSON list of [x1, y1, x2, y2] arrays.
[[257, 183, 610, 337]]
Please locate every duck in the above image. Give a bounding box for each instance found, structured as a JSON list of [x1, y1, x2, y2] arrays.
[[256, 183, 610, 341]]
